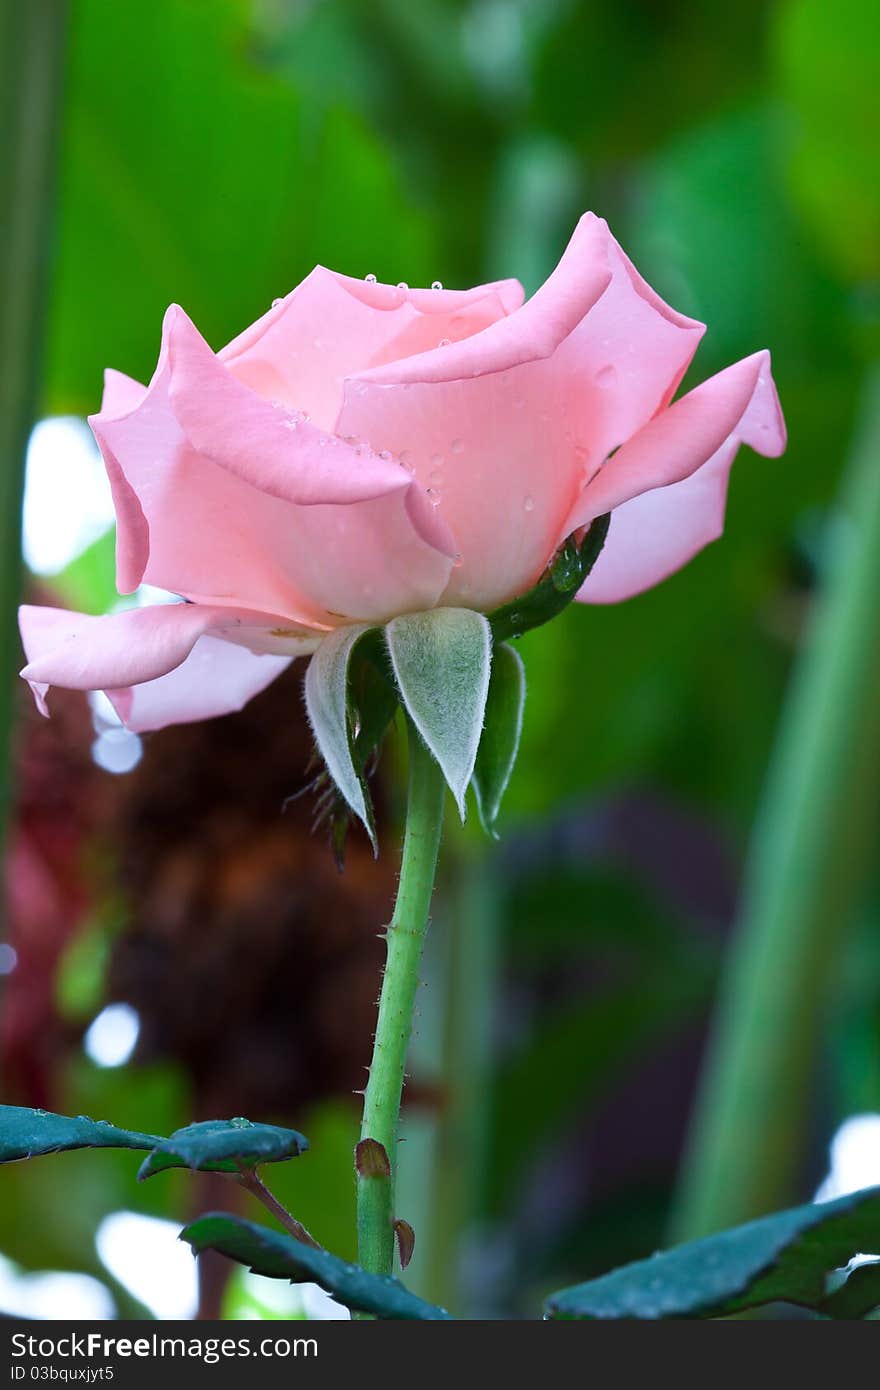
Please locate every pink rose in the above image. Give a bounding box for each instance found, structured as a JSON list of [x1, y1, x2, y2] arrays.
[[20, 212, 785, 733]]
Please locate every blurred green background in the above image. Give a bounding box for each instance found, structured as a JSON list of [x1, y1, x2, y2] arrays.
[[1, 0, 879, 1319]]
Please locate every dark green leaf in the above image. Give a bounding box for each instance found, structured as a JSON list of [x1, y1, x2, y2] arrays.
[[472, 642, 525, 837], [489, 515, 610, 644], [181, 1214, 452, 1320], [819, 1261, 880, 1320], [0, 1105, 160, 1163], [545, 1187, 880, 1319], [138, 1118, 308, 1179]]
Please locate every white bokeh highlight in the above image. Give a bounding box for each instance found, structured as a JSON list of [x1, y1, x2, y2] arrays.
[[96, 1212, 199, 1321], [84, 1004, 140, 1069], [0, 1253, 115, 1319], [23, 417, 115, 575], [815, 1113, 880, 1203]]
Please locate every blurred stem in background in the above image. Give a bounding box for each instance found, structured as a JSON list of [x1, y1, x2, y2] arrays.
[[673, 370, 880, 1240], [0, 0, 67, 873]]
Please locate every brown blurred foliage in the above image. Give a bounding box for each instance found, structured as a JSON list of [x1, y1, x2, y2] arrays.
[[106, 661, 393, 1120]]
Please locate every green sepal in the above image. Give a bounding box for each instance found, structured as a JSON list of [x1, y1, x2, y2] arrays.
[[489, 513, 610, 643], [472, 642, 526, 837]]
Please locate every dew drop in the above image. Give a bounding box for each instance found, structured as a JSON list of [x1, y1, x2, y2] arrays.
[[343, 435, 360, 447], [594, 364, 617, 388], [523, 494, 535, 512], [452, 552, 463, 568], [450, 438, 464, 455], [431, 280, 443, 291], [426, 487, 441, 506], [271, 297, 283, 308], [365, 273, 377, 284], [378, 450, 392, 461], [300, 410, 310, 422], [438, 337, 451, 347], [397, 281, 409, 290], [399, 449, 414, 472]]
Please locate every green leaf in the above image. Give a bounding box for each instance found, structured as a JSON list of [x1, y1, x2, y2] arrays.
[[304, 624, 376, 846], [819, 1261, 880, 1320], [181, 1214, 452, 1320], [138, 1119, 308, 1180], [0, 1105, 160, 1163], [385, 607, 491, 818], [489, 515, 610, 644], [472, 642, 525, 837], [545, 1187, 880, 1319]]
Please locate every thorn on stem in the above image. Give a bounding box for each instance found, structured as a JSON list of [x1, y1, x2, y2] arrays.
[[355, 1137, 391, 1178]]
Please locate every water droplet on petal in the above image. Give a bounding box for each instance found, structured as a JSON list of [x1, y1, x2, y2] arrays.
[[431, 280, 443, 291], [452, 552, 463, 568], [271, 297, 283, 308], [438, 338, 451, 347], [365, 273, 377, 284], [343, 435, 359, 447], [426, 487, 441, 506], [397, 281, 409, 291], [523, 494, 535, 512], [378, 450, 392, 461], [594, 364, 617, 388], [450, 438, 464, 455], [300, 410, 310, 422]]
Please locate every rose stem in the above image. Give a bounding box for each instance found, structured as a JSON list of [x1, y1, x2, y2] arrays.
[[357, 717, 446, 1277]]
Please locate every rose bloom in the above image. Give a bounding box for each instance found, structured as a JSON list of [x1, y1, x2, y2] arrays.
[[20, 213, 785, 732]]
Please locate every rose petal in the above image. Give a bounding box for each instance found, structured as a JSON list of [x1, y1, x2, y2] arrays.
[[575, 439, 738, 604], [19, 602, 316, 727], [566, 350, 786, 534], [574, 352, 786, 603], [89, 316, 455, 624], [107, 635, 294, 733], [335, 215, 703, 611], [220, 267, 524, 429], [350, 212, 614, 388], [165, 306, 415, 507]]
